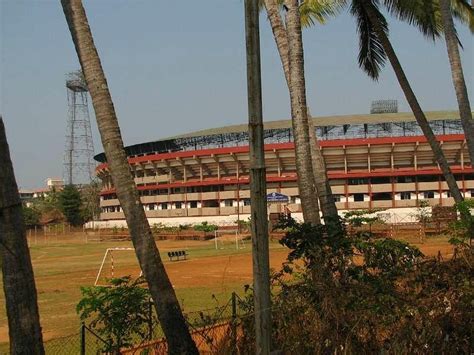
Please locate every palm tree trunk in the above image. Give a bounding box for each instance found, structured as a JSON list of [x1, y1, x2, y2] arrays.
[[308, 118, 339, 223], [245, 1, 272, 352], [439, 0, 474, 162], [0, 117, 45, 355], [264, 0, 342, 225], [282, 0, 322, 225], [264, 0, 291, 87], [60, 1, 197, 353], [362, 0, 464, 205]]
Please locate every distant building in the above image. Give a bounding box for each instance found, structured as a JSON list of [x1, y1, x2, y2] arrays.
[[19, 178, 64, 207], [46, 178, 65, 190], [93, 111, 472, 224], [19, 189, 35, 207]]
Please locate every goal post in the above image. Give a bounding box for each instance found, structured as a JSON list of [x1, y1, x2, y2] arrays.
[[213, 230, 246, 250], [94, 247, 142, 286]]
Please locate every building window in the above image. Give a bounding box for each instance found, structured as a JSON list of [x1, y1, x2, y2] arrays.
[[161, 203, 168, 210], [202, 200, 219, 207], [372, 192, 392, 201], [354, 194, 364, 202], [190, 201, 198, 208], [149, 204, 156, 211], [349, 178, 368, 185], [243, 199, 251, 206], [175, 202, 182, 209], [224, 199, 233, 207], [333, 195, 341, 202], [446, 191, 452, 198], [418, 175, 438, 183], [396, 176, 415, 183], [400, 192, 411, 200], [371, 177, 390, 184], [423, 191, 434, 199]]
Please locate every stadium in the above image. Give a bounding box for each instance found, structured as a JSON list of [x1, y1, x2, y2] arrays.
[[94, 110, 473, 226]]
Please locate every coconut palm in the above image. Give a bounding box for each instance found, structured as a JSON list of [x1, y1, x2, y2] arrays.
[[263, 0, 342, 226], [438, 0, 474, 162], [302, 0, 465, 204], [284, 0, 323, 225], [59, 1, 197, 353], [353, 0, 465, 204], [0, 117, 45, 354]]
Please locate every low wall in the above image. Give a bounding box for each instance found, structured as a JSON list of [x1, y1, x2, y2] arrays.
[[85, 207, 452, 230]]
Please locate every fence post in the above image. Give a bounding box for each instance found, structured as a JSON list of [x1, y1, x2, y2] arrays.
[[231, 292, 237, 353], [80, 322, 86, 355], [148, 298, 153, 340]]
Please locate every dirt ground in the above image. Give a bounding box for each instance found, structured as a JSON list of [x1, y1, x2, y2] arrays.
[[0, 234, 456, 346]]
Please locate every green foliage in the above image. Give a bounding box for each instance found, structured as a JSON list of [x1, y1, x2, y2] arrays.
[[77, 276, 154, 353], [238, 216, 472, 353], [59, 185, 83, 226], [32, 188, 60, 214], [193, 221, 218, 233], [80, 180, 101, 222], [449, 199, 474, 252], [234, 218, 251, 232], [22, 206, 40, 227], [411, 199, 432, 225], [151, 222, 179, 233], [178, 224, 191, 231], [343, 209, 385, 227]]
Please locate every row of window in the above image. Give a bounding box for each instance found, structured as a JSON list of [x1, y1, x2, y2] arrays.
[[102, 190, 474, 213], [102, 173, 474, 199]]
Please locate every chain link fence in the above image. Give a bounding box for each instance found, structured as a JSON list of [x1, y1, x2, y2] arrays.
[[36, 292, 250, 354]]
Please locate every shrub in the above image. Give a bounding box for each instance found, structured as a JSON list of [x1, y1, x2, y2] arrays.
[[193, 221, 218, 233], [77, 276, 155, 353], [237, 215, 473, 354]]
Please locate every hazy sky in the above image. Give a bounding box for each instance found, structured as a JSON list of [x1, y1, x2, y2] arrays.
[[1, 0, 473, 189]]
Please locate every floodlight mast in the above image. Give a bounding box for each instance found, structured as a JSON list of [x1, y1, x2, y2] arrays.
[[63, 70, 95, 185]]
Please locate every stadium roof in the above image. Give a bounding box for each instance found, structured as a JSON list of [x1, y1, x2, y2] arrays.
[[94, 111, 462, 163], [165, 111, 460, 139]]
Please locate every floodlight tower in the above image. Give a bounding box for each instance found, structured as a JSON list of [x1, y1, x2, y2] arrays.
[[63, 70, 95, 185]]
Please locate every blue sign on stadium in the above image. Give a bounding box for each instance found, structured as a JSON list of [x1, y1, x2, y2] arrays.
[[266, 192, 289, 203]]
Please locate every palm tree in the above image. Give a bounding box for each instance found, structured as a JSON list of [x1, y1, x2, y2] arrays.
[[59, 1, 198, 353], [438, 0, 474, 162], [284, 0, 322, 225], [328, 0, 465, 204], [264, 0, 342, 226], [0, 117, 45, 354]]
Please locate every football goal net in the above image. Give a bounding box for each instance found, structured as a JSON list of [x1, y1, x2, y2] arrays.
[[213, 230, 246, 250], [94, 247, 142, 286]]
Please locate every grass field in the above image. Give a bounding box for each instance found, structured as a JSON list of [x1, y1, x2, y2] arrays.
[[0, 233, 454, 352], [0, 235, 289, 351]]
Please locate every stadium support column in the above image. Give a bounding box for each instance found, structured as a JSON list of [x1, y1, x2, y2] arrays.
[[439, 175, 443, 206], [244, 0, 271, 354]]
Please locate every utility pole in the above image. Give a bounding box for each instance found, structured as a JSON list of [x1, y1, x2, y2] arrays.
[[244, 1, 271, 354]]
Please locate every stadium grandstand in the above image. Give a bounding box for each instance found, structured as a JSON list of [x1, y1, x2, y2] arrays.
[[94, 111, 473, 225]]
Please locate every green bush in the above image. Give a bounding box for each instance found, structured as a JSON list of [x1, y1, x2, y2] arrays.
[[237, 215, 473, 354], [77, 276, 155, 353], [193, 221, 218, 233]]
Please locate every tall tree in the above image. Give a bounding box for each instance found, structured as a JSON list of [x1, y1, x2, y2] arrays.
[[245, 1, 272, 353], [59, 1, 197, 353], [59, 184, 83, 226], [0, 117, 45, 354], [439, 0, 474, 162], [338, 0, 465, 204], [263, 0, 342, 226], [284, 0, 322, 225]]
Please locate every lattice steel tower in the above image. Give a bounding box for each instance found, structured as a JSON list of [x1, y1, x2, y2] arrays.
[[63, 71, 95, 185]]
